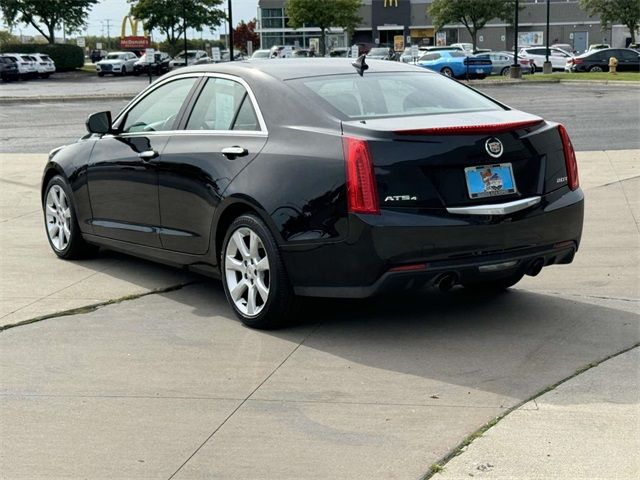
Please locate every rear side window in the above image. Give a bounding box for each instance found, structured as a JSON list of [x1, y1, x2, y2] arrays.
[[449, 52, 466, 58], [186, 78, 260, 131], [294, 72, 503, 120]]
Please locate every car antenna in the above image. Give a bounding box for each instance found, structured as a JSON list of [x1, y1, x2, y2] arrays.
[[352, 54, 369, 76]]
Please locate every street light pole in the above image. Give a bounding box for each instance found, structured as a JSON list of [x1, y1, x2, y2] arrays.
[[510, 0, 522, 78], [543, 0, 552, 74], [183, 0, 188, 65], [228, 0, 234, 60]]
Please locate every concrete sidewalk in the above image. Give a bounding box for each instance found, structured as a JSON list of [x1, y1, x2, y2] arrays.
[[1, 150, 638, 479], [432, 347, 640, 480]]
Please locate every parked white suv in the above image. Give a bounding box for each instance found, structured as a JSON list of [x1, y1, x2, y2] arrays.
[[31, 53, 56, 78], [2, 53, 38, 78], [96, 51, 138, 76], [169, 50, 209, 69], [519, 46, 574, 71]]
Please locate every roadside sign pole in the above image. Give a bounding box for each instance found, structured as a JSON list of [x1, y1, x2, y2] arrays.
[[183, 0, 188, 65], [543, 0, 552, 74], [510, 0, 522, 78], [228, 0, 234, 60]]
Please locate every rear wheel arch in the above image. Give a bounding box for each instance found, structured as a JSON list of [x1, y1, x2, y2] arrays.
[[213, 199, 281, 266]]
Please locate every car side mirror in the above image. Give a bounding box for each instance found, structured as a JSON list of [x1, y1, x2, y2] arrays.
[[86, 111, 113, 135]]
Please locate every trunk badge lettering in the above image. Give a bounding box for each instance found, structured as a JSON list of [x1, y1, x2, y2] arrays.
[[485, 138, 504, 158], [385, 195, 418, 202]]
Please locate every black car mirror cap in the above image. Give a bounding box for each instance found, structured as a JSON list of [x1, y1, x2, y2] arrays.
[[86, 111, 113, 135]]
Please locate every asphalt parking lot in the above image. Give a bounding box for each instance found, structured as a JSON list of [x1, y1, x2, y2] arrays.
[[1, 77, 639, 479], [1, 80, 639, 153]]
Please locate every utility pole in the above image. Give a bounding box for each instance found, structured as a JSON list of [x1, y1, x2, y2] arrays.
[[101, 19, 112, 49], [543, 0, 552, 74], [228, 0, 234, 60], [183, 0, 188, 63], [510, 0, 522, 78]]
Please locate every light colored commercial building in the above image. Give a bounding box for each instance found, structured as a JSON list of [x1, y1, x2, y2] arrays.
[[256, 0, 638, 53]]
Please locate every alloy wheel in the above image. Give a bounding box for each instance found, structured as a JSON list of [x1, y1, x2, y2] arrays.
[[45, 185, 72, 251], [224, 227, 271, 317]]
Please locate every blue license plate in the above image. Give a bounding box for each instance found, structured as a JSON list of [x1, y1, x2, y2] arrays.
[[464, 163, 517, 199]]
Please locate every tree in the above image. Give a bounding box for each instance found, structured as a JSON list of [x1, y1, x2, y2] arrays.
[[285, 0, 361, 55], [580, 0, 640, 44], [129, 0, 225, 54], [0, 29, 19, 45], [234, 19, 259, 53], [429, 0, 517, 52], [0, 0, 98, 44]]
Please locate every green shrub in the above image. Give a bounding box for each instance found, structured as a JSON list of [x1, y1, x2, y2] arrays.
[[0, 43, 84, 71]]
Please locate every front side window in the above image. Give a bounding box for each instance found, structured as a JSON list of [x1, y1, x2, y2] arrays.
[[121, 77, 197, 133], [186, 78, 260, 131]]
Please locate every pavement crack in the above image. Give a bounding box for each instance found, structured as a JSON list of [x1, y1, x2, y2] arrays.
[[419, 342, 640, 480], [0, 281, 200, 332], [166, 323, 322, 480]]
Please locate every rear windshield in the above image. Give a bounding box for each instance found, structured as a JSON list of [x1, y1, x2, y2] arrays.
[[293, 72, 503, 120]]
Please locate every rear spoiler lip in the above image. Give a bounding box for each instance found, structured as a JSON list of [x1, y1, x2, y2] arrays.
[[394, 119, 544, 136]]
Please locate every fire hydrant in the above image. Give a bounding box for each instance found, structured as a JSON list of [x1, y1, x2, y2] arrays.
[[609, 56, 618, 74]]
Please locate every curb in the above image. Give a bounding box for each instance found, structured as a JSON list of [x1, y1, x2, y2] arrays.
[[469, 78, 640, 87], [0, 93, 136, 104]]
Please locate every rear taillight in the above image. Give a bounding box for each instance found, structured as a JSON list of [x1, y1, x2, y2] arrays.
[[343, 137, 380, 215], [558, 124, 579, 191], [573, 59, 583, 65]]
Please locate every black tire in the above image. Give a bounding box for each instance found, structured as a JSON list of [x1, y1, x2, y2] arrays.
[[441, 67, 454, 77], [98, 72, 104, 77], [589, 65, 604, 72], [40, 73, 50, 79], [43, 175, 98, 260], [221, 214, 297, 329], [501, 66, 510, 77], [462, 272, 525, 293]]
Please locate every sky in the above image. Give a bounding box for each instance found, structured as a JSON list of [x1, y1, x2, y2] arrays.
[[0, 0, 260, 41]]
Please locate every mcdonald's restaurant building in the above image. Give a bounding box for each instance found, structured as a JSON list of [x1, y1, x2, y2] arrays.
[[257, 0, 635, 53]]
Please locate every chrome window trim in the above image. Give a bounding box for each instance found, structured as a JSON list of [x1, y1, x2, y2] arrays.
[[446, 196, 541, 216], [112, 71, 268, 136]]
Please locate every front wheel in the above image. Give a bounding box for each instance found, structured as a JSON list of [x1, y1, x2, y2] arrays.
[[589, 65, 604, 72], [501, 66, 510, 77], [462, 272, 525, 293], [43, 175, 98, 259], [221, 214, 297, 329], [441, 67, 454, 77]]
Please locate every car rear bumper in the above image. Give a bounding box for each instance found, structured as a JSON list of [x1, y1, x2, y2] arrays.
[[282, 187, 584, 298]]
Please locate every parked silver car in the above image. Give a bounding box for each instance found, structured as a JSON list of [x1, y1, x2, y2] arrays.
[[519, 46, 574, 71], [475, 52, 535, 75]]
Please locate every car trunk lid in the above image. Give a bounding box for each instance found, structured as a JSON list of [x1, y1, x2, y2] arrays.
[[342, 110, 570, 210]]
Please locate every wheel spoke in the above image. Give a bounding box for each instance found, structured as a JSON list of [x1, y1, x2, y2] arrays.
[[46, 204, 57, 216], [226, 256, 244, 271], [230, 280, 248, 302], [255, 257, 269, 272], [62, 224, 71, 242], [48, 223, 59, 238], [62, 208, 71, 219], [233, 231, 250, 258], [249, 231, 259, 258], [246, 284, 257, 315], [256, 278, 269, 303]]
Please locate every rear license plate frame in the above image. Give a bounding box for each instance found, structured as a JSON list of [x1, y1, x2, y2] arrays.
[[464, 163, 517, 199]]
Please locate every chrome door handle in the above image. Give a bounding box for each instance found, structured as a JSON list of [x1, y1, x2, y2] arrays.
[[138, 150, 158, 160], [221, 146, 248, 159]]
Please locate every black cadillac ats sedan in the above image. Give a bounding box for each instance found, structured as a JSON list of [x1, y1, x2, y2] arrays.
[[42, 59, 584, 329]]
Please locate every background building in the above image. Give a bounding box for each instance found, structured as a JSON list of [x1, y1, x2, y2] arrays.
[[257, 0, 637, 53]]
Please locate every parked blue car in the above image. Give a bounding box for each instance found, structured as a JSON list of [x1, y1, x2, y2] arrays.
[[415, 50, 493, 79]]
